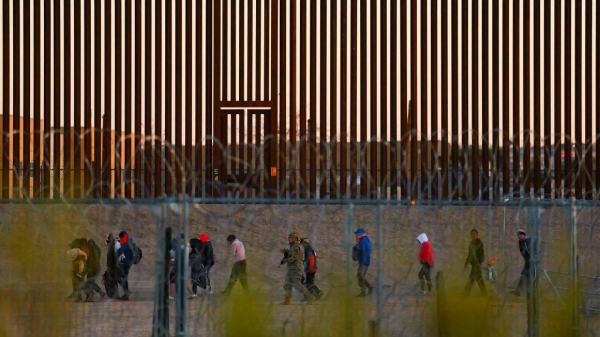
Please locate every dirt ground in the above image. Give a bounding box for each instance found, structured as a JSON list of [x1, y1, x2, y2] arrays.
[[1, 202, 600, 336]]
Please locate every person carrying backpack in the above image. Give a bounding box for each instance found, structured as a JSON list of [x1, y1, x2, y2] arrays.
[[116, 231, 134, 300], [300, 238, 323, 301], [103, 233, 123, 299], [82, 238, 106, 302], [187, 238, 204, 299], [353, 228, 373, 297]]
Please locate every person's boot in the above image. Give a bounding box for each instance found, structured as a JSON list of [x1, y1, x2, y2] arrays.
[[84, 293, 94, 302], [280, 296, 291, 305], [98, 290, 106, 299]]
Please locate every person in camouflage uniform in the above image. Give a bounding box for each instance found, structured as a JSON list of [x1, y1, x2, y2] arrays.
[[280, 232, 316, 305]]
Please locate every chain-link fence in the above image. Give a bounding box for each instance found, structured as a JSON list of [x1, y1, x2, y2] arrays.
[[1, 198, 600, 336]]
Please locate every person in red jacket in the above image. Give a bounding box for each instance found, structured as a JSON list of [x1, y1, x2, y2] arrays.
[[417, 233, 434, 295], [300, 238, 324, 301]]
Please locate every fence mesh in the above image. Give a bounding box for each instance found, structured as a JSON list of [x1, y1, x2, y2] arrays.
[[1, 198, 600, 336]]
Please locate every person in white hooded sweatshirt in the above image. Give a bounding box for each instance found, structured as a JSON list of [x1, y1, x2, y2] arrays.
[[416, 233, 434, 294]]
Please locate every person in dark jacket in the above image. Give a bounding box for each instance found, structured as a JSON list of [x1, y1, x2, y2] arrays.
[[353, 228, 373, 297], [463, 229, 487, 295], [82, 238, 106, 302], [103, 233, 123, 299], [198, 233, 215, 294], [300, 238, 323, 301], [511, 229, 536, 296], [187, 238, 204, 299], [116, 231, 134, 300]]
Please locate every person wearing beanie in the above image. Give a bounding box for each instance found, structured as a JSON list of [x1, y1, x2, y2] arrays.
[[116, 231, 134, 300], [417, 233, 434, 295], [463, 229, 487, 295], [511, 229, 537, 296], [221, 234, 249, 295], [353, 228, 373, 297], [198, 233, 215, 294]]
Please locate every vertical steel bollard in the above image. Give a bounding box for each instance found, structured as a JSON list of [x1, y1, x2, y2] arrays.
[[345, 203, 354, 336], [152, 220, 171, 337], [570, 198, 579, 337]]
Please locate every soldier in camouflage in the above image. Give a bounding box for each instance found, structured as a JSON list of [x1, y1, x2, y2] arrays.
[[279, 232, 316, 305]]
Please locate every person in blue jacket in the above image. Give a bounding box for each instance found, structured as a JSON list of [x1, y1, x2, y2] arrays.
[[116, 231, 134, 300], [353, 228, 373, 297]]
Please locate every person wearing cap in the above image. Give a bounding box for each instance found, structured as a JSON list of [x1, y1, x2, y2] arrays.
[[511, 229, 535, 296], [417, 233, 434, 295], [198, 233, 215, 294], [353, 228, 373, 297], [279, 232, 316, 305], [300, 238, 324, 301], [222, 234, 249, 295], [463, 229, 487, 296], [116, 231, 134, 300]]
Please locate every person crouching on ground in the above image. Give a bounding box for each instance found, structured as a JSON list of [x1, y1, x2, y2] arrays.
[[279, 232, 316, 305], [417, 233, 434, 295], [353, 228, 373, 297]]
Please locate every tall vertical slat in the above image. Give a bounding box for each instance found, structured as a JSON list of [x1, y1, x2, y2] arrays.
[[440, 0, 448, 199], [320, 0, 327, 198], [93, 0, 101, 197], [370, 0, 378, 199], [194, 0, 202, 196], [231, 112, 237, 176], [390, 0, 397, 198], [513, 0, 520, 197], [203, 0, 212, 197], [492, 0, 500, 200], [115, 0, 122, 198], [360, 0, 368, 198], [269, 0, 278, 196], [523, 0, 530, 195], [410, 0, 417, 199], [574, 0, 582, 198], [103, 0, 111, 198], [533, 0, 541, 196], [399, 0, 408, 199], [63, 0, 70, 198], [481, 0, 489, 200], [184, 0, 192, 196], [175, 0, 183, 195], [13, 0, 20, 198], [43, 0, 51, 197], [33, 0, 41, 197], [279, 0, 287, 196], [431, 0, 437, 199], [564, 0, 572, 195], [503, 0, 511, 197], [421, 0, 428, 200], [309, 0, 317, 197], [461, 0, 469, 199], [134, 0, 142, 197], [265, 0, 270, 102], [222, 0, 228, 101], [583, 0, 592, 198], [450, 0, 458, 199], [380, 0, 387, 199], [84, 0, 92, 196], [544, 0, 552, 195], [247, 0, 253, 102], [53, 0, 61, 197], [256, 0, 261, 101], [146, 0, 154, 197], [124, 0, 132, 197], [350, 0, 357, 198], [554, 0, 561, 196], [23, 0, 31, 198], [596, 0, 600, 195], [165, 0, 173, 196], [74, 0, 82, 198], [2, 0, 8, 197], [330, 0, 338, 198], [472, 0, 479, 200], [290, 0, 297, 197], [239, 0, 244, 101], [231, 0, 236, 101], [213, 0, 222, 196]]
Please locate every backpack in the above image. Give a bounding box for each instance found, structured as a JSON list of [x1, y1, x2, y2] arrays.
[[352, 245, 359, 261], [87, 239, 102, 274], [131, 239, 143, 264]]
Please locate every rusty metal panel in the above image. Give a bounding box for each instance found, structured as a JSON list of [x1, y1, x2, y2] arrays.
[[124, 0, 132, 198], [265, 0, 271, 102], [350, 0, 358, 199], [421, 0, 428, 200], [584, 0, 592, 198], [134, 0, 142, 197], [214, 0, 223, 196], [205, 0, 213, 197], [73, 0, 82, 198], [309, 0, 316, 197], [279, 0, 287, 197], [440, 0, 448, 199], [553, 0, 561, 195], [329, 0, 338, 198], [114, 0, 122, 198], [461, 0, 469, 200], [574, 0, 582, 198], [410, 0, 417, 199], [231, 0, 237, 101], [564, 0, 572, 195], [320, 0, 327, 198], [103, 0, 112, 198], [400, 0, 408, 199], [513, 0, 520, 197], [389, 0, 397, 199], [430, 0, 437, 200], [165, 0, 173, 196], [33, 0, 41, 198], [290, 0, 297, 198], [533, 0, 541, 197], [2, 0, 9, 197], [93, 0, 102, 198], [451, 0, 458, 200], [175, 0, 183, 196], [472, 0, 479, 200], [481, 0, 489, 200], [84, 0, 92, 197], [370, 0, 378, 199], [239, 0, 244, 102], [13, 0, 20, 198], [22, 0, 31, 198], [53, 0, 61, 198], [145, 0, 155, 197], [597, 0, 600, 195], [523, 0, 530, 195], [493, 0, 500, 200], [299, 0, 307, 197], [503, 0, 511, 198], [194, 0, 202, 197]]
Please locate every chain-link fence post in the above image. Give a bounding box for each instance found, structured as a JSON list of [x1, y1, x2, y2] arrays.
[[372, 203, 383, 337], [152, 201, 170, 337], [345, 202, 354, 336], [569, 197, 579, 337]]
